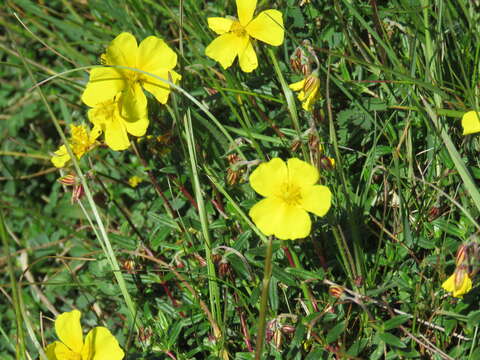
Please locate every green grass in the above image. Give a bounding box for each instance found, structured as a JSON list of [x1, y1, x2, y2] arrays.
[[2, 0, 480, 358]]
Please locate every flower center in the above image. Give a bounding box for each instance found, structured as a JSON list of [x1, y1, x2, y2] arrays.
[[279, 182, 302, 206], [70, 125, 93, 156], [230, 21, 247, 37]]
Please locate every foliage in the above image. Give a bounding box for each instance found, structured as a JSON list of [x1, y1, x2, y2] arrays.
[[1, 0, 480, 359]]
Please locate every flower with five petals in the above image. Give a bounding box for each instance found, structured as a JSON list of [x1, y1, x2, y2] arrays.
[[45, 310, 124, 360], [248, 158, 332, 240], [81, 32, 181, 124], [205, 0, 284, 72]]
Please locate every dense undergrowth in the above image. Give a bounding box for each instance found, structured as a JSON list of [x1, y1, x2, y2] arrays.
[[2, 0, 480, 359]]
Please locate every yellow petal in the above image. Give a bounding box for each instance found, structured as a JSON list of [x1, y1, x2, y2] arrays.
[[45, 342, 59, 360], [104, 117, 130, 151], [289, 79, 305, 91], [205, 33, 244, 69], [120, 83, 147, 122], [249, 197, 311, 240], [81, 67, 125, 107], [238, 39, 258, 72], [137, 36, 177, 72], [124, 115, 149, 137], [82, 327, 125, 360], [442, 273, 472, 298], [103, 32, 138, 68], [246, 9, 284, 46], [236, 0, 257, 26], [51, 145, 70, 168], [54, 310, 83, 353], [300, 185, 332, 217], [208, 17, 234, 35], [249, 157, 288, 197], [46, 341, 77, 359], [302, 86, 319, 111], [142, 69, 181, 104], [462, 110, 480, 135], [287, 158, 319, 189]]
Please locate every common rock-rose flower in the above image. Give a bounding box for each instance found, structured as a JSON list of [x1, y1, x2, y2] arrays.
[[249, 158, 332, 240], [289, 72, 320, 111], [45, 310, 124, 360], [205, 0, 284, 72], [461, 110, 480, 135], [442, 269, 472, 298], [51, 124, 100, 168], [81, 32, 180, 146]]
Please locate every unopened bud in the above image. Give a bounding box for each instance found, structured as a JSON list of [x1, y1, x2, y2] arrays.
[[303, 74, 320, 99], [456, 244, 468, 266], [58, 174, 77, 186], [454, 267, 468, 289], [329, 285, 344, 298], [71, 184, 84, 203], [319, 156, 335, 171]]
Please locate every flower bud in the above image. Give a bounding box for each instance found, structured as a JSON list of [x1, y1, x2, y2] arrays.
[[58, 174, 77, 186], [71, 184, 84, 203], [319, 156, 335, 171], [455, 244, 468, 266], [329, 285, 344, 299]]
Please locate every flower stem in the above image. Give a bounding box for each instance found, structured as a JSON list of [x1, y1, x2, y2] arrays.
[[254, 236, 274, 359]]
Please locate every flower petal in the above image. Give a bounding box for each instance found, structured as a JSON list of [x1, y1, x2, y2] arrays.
[[120, 83, 147, 122], [124, 115, 149, 138], [51, 145, 70, 168], [236, 0, 257, 26], [246, 9, 284, 46], [208, 17, 234, 35], [249, 198, 311, 240], [205, 33, 244, 69], [442, 273, 472, 298], [46, 341, 76, 360], [302, 86, 319, 111], [300, 185, 332, 217], [104, 117, 130, 151], [287, 158, 319, 189], [81, 67, 125, 107], [103, 32, 138, 68], [462, 110, 480, 135], [82, 327, 125, 360], [289, 79, 305, 91], [54, 310, 83, 353], [137, 36, 177, 72], [142, 69, 181, 104], [238, 39, 258, 72], [249, 158, 288, 197]]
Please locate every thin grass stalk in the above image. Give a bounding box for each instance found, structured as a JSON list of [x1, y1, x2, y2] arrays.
[[0, 211, 26, 360], [325, 56, 365, 284], [183, 110, 223, 339], [268, 49, 310, 161], [254, 236, 274, 360], [13, 42, 138, 328]]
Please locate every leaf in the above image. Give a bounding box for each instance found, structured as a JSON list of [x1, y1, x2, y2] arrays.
[[383, 315, 410, 331], [326, 321, 345, 344], [378, 332, 406, 348]]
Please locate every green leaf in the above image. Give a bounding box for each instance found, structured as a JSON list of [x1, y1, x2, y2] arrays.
[[378, 332, 406, 348], [383, 315, 410, 331], [326, 321, 345, 344]]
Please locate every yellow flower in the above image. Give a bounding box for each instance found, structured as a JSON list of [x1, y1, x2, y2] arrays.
[[442, 269, 473, 298], [289, 72, 320, 111], [86, 93, 148, 151], [249, 158, 332, 240], [128, 176, 143, 188], [461, 110, 480, 135], [45, 310, 124, 360], [51, 124, 101, 168], [81, 32, 181, 123], [205, 0, 284, 72]]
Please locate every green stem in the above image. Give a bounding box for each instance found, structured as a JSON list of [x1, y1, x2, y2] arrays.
[[184, 110, 222, 337], [0, 211, 26, 360], [254, 237, 274, 359], [268, 49, 310, 161]]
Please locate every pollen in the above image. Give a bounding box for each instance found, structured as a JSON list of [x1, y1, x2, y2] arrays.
[[278, 182, 302, 206], [230, 21, 247, 37]]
